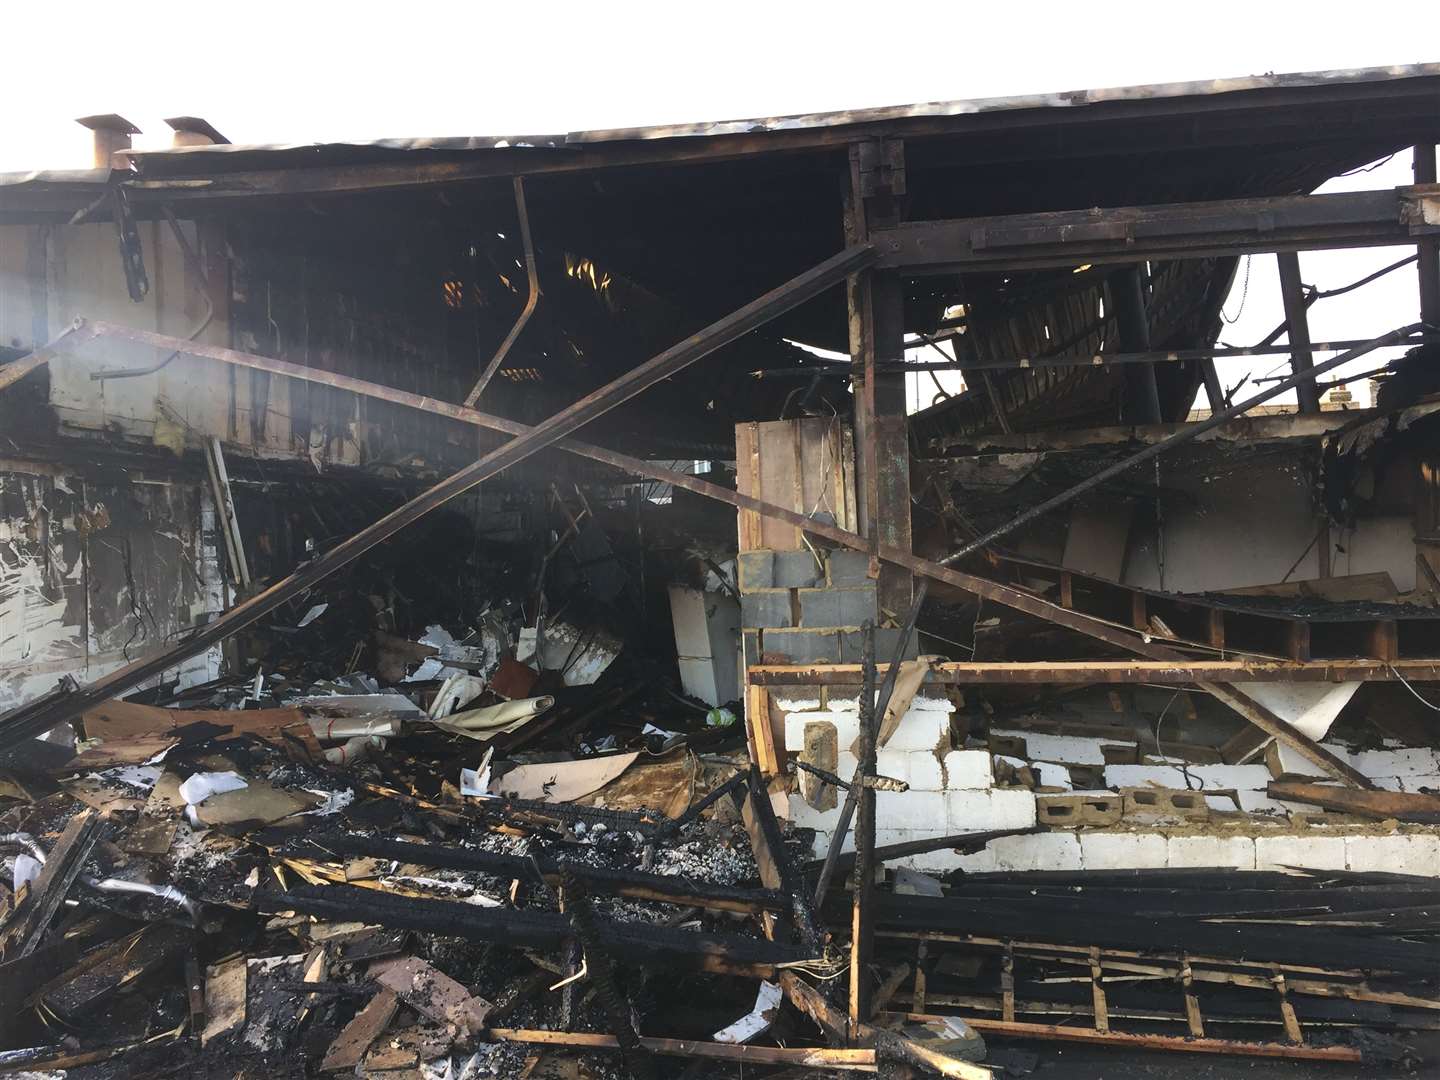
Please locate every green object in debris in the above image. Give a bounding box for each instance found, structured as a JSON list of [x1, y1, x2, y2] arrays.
[[706, 707, 737, 728]]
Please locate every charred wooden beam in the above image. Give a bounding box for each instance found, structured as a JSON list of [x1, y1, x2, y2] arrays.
[[749, 659, 1440, 685], [318, 833, 788, 913], [482, 1028, 879, 1071], [892, 1013, 1363, 1062], [0, 244, 872, 743], [744, 765, 824, 953], [260, 883, 810, 975], [1267, 781, 1440, 824]]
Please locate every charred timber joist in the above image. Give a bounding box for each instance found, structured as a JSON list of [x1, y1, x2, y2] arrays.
[[750, 659, 1440, 685], [873, 185, 1440, 272], [261, 883, 811, 975], [315, 833, 789, 914]]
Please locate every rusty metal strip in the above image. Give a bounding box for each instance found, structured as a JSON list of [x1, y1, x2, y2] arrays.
[[49, 316, 1369, 784], [463, 176, 539, 407]]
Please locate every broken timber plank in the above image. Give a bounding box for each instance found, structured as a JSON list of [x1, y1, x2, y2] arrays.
[[484, 1028, 878, 1070], [903, 1015, 1361, 1063], [779, 972, 990, 1078], [1267, 781, 1440, 823], [200, 955, 247, 1046], [0, 810, 103, 961], [320, 988, 399, 1071], [369, 956, 492, 1036]]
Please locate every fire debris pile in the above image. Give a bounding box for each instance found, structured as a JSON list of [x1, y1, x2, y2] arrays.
[[0, 636, 831, 1078], [1, 619, 1439, 1079]]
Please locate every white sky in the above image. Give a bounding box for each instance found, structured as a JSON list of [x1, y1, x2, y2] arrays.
[[5, 1, 1432, 413]]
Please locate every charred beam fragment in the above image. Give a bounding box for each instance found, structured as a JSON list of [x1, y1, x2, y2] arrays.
[[260, 884, 811, 975], [317, 834, 788, 914]]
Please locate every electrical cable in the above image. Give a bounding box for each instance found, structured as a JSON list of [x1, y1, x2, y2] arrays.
[[1388, 665, 1440, 711]]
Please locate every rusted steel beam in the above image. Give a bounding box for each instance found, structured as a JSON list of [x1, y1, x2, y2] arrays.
[[748, 659, 1440, 685], [1276, 252, 1320, 414], [40, 318, 1371, 784], [849, 624, 878, 1027], [463, 176, 539, 407], [0, 244, 872, 740], [874, 186, 1440, 273], [0, 323, 95, 394]]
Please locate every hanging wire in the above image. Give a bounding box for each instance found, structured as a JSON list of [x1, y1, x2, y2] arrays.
[[1388, 665, 1440, 711], [1220, 254, 1252, 324]]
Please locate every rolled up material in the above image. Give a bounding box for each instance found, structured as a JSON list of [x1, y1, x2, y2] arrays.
[[431, 696, 554, 741]]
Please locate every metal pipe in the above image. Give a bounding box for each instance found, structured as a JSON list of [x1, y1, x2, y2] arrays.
[[940, 324, 1423, 565], [746, 335, 1433, 378], [91, 206, 214, 381], [1, 832, 199, 921], [464, 176, 540, 407]]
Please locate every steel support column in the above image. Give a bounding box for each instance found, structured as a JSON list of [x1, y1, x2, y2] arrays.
[[1277, 252, 1321, 414]]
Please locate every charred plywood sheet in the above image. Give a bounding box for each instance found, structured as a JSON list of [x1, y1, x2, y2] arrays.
[[0, 467, 222, 710]]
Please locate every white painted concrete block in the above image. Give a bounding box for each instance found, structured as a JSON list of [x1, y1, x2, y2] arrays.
[[875, 790, 947, 832], [944, 790, 992, 831], [949, 848, 998, 874], [836, 752, 860, 783], [910, 692, 954, 712], [1167, 835, 1256, 870], [1255, 835, 1347, 871], [1185, 765, 1275, 791], [988, 788, 1040, 829], [906, 843, 969, 874], [943, 788, 1037, 831], [1269, 741, 1331, 778], [988, 832, 1084, 872], [1401, 774, 1440, 793], [1236, 790, 1290, 815], [773, 691, 823, 713], [876, 748, 911, 787], [786, 794, 840, 831], [906, 752, 946, 792], [1353, 748, 1440, 778], [991, 730, 1122, 765], [1345, 834, 1440, 876], [1079, 832, 1169, 870], [880, 709, 951, 752], [942, 750, 993, 790], [1104, 764, 1188, 788], [810, 829, 854, 856], [1033, 761, 1073, 789]]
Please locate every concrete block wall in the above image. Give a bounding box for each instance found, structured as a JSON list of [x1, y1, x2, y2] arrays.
[[782, 711, 1440, 878], [739, 547, 917, 665]]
